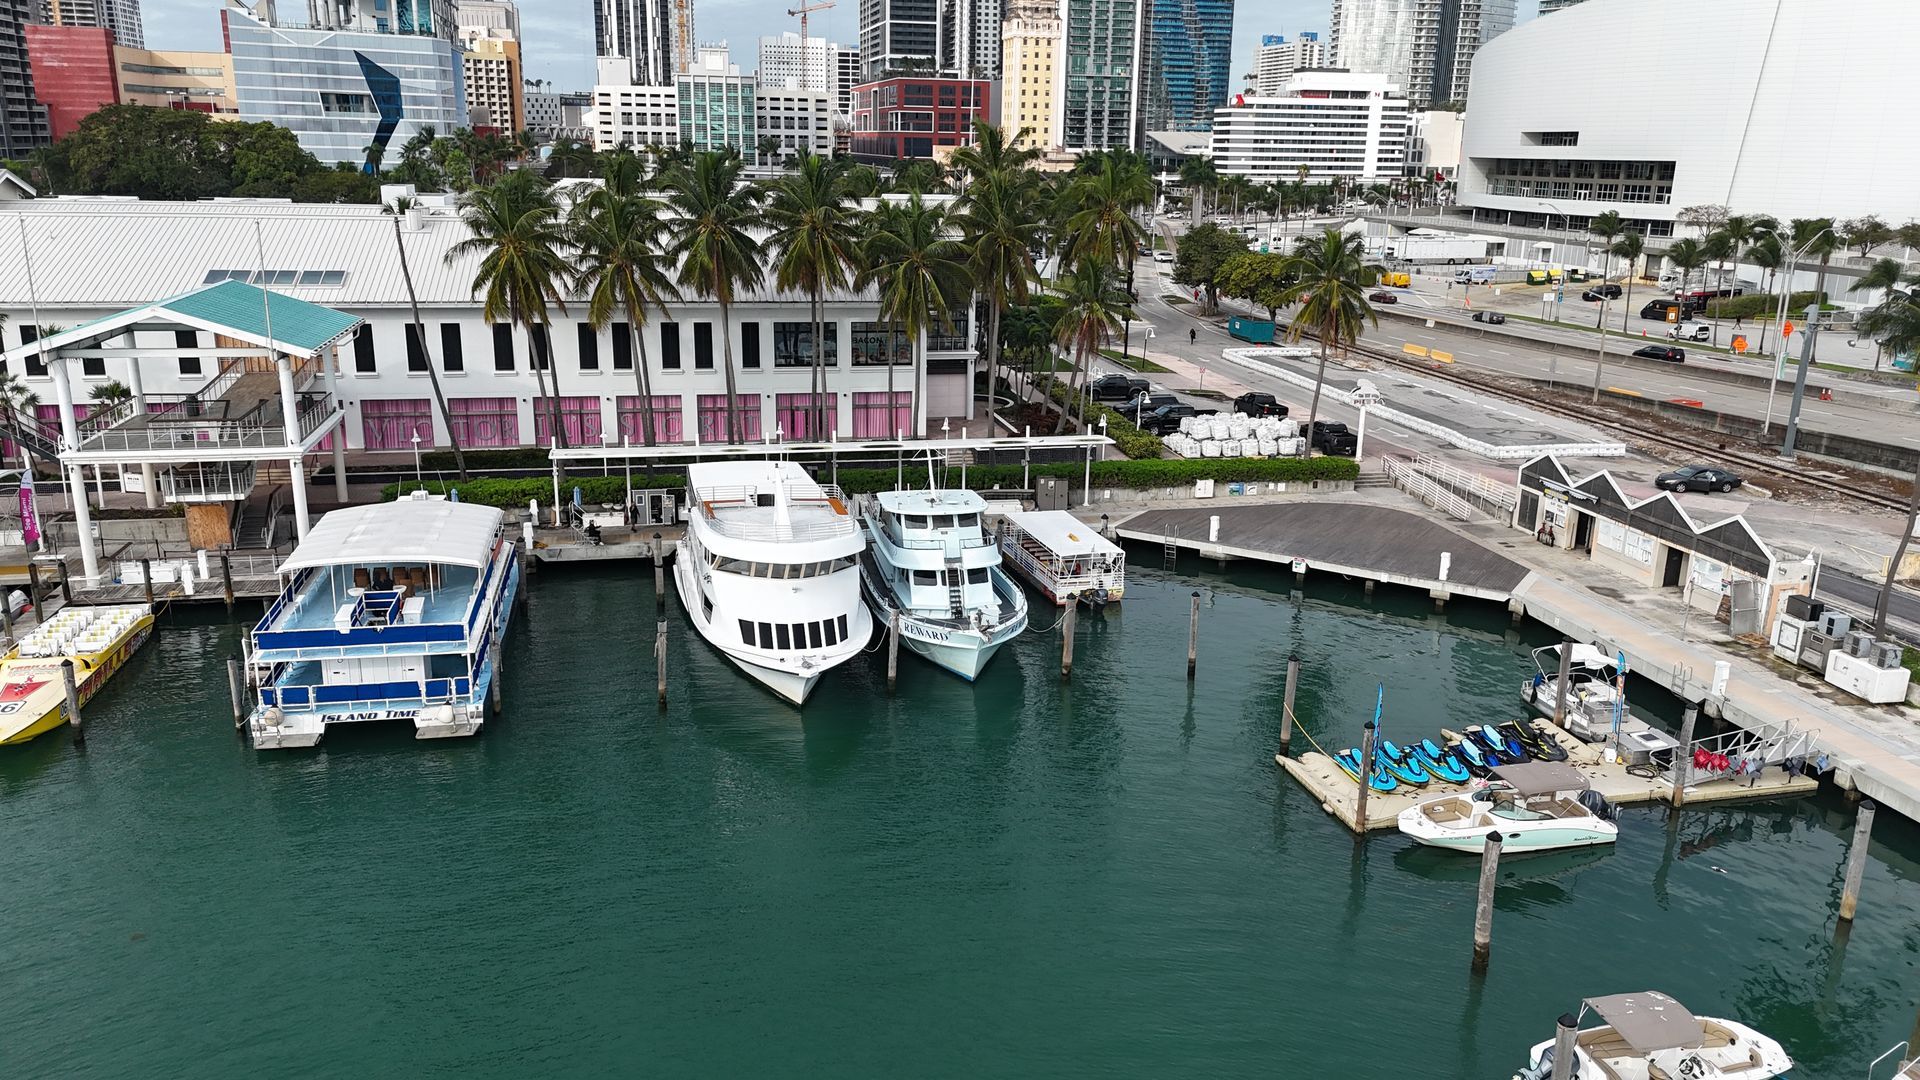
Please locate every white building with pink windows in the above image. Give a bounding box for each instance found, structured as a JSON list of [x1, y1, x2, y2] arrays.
[[0, 189, 981, 460]]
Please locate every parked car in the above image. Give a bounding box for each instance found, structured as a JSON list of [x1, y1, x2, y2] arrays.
[[1089, 373, 1151, 403], [1471, 310, 1506, 325], [1139, 403, 1218, 435], [1632, 345, 1686, 363], [1310, 420, 1357, 456], [1667, 321, 1712, 341], [1152, 250, 1176, 264], [1581, 284, 1623, 301], [1234, 392, 1289, 418], [1656, 465, 1744, 493], [1123, 391, 1180, 416], [1368, 291, 1399, 305]]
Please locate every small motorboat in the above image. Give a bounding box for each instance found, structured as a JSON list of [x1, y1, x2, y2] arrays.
[[1334, 747, 1398, 793], [1413, 738, 1472, 783], [1471, 724, 1531, 763], [1396, 761, 1617, 854], [1502, 720, 1567, 763], [1377, 740, 1433, 788], [1512, 991, 1793, 1080]]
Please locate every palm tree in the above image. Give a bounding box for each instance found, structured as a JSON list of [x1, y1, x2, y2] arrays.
[[1063, 155, 1152, 272], [1587, 211, 1626, 330], [1279, 229, 1378, 434], [87, 380, 130, 408], [1789, 216, 1839, 310], [955, 165, 1042, 409], [1665, 238, 1708, 299], [1611, 232, 1646, 334], [1700, 230, 1737, 344], [0, 368, 40, 471], [861, 194, 968, 437], [660, 149, 765, 443], [890, 158, 948, 195], [570, 160, 680, 446], [1745, 230, 1785, 352], [384, 197, 467, 480], [362, 141, 386, 176], [447, 170, 575, 447], [766, 153, 864, 438], [948, 119, 1040, 188], [1049, 259, 1131, 435], [1851, 258, 1916, 370], [1178, 156, 1217, 220]]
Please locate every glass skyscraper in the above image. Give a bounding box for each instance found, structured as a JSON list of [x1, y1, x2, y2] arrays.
[[1138, 0, 1232, 133], [1059, 0, 1141, 151]]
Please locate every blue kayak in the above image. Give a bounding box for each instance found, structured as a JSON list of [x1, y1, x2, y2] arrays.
[[1378, 740, 1434, 787], [1334, 747, 1399, 793], [1415, 738, 1473, 783]]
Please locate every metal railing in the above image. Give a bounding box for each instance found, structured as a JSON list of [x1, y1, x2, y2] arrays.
[[1656, 720, 1820, 788], [76, 396, 337, 454], [1384, 456, 1479, 521], [160, 461, 260, 502], [690, 483, 856, 541], [1410, 453, 1519, 513], [998, 529, 1125, 599]]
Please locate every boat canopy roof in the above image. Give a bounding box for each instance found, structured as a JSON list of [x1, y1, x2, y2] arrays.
[[1538, 643, 1615, 671], [1583, 991, 1705, 1054], [877, 489, 989, 514], [1004, 510, 1123, 558], [279, 498, 504, 573], [1490, 760, 1591, 796]]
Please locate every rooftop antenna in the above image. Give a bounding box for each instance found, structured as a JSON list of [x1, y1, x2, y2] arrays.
[[252, 220, 279, 368]]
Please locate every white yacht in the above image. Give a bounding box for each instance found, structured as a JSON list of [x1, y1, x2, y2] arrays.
[[856, 489, 1029, 681], [1514, 991, 1794, 1080], [1398, 761, 1618, 854], [675, 461, 872, 705]]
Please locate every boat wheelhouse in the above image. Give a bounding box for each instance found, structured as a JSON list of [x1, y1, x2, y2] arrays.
[[856, 489, 1028, 681], [245, 495, 520, 749], [997, 509, 1125, 607], [675, 460, 871, 705]]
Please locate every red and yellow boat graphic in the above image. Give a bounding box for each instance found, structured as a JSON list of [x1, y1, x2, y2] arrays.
[[0, 603, 155, 745]]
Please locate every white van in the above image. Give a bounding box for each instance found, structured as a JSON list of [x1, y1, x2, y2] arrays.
[[1453, 266, 1497, 285], [1666, 321, 1712, 341]]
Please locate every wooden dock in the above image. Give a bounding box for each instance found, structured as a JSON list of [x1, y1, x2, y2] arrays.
[[1276, 719, 1819, 833]]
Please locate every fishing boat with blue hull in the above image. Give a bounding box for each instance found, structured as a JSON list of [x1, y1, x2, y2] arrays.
[[244, 495, 520, 749], [856, 489, 1028, 681]]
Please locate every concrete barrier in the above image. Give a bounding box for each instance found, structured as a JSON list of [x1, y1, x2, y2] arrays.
[[1598, 391, 1920, 474]]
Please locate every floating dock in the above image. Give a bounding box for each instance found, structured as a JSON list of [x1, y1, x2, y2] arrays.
[[1276, 719, 1820, 833]]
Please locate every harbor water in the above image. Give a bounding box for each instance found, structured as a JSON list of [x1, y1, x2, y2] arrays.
[[3, 557, 1917, 1078]]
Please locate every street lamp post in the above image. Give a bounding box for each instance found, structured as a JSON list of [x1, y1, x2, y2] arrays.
[[1764, 227, 1835, 434], [1352, 380, 1383, 464], [410, 432, 423, 490]]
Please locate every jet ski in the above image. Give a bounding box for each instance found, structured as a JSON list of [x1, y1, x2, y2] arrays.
[[1470, 723, 1531, 763], [1447, 739, 1496, 779], [1334, 747, 1398, 793], [1414, 738, 1472, 783], [1507, 719, 1568, 762], [1377, 740, 1434, 787]]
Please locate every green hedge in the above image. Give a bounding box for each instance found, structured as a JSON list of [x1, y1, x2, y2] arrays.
[[1704, 290, 1826, 320], [380, 458, 1356, 507]]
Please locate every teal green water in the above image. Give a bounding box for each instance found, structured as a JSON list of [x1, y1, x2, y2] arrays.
[[3, 560, 1917, 1079]]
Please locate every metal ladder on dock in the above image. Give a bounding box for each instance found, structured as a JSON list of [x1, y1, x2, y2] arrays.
[[1161, 529, 1179, 570]]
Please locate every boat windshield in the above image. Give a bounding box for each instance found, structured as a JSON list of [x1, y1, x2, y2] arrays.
[[710, 555, 856, 578], [1490, 804, 1555, 822]]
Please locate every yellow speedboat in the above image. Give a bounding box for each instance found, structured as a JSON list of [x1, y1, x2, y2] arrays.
[[0, 603, 155, 745]]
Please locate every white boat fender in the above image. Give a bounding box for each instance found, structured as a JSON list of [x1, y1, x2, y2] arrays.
[[262, 707, 284, 728]]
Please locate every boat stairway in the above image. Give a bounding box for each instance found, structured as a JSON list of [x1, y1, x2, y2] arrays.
[[945, 556, 964, 617]]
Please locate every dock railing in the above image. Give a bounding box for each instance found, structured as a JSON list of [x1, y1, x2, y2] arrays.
[[1657, 720, 1820, 788], [1384, 456, 1480, 521]]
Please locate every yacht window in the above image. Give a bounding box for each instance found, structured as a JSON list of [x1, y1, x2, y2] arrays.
[[955, 513, 980, 529], [776, 624, 792, 649], [967, 567, 989, 584], [739, 619, 755, 644], [823, 618, 838, 646], [903, 514, 928, 529], [807, 622, 822, 648], [758, 623, 775, 649], [836, 613, 848, 641], [912, 570, 938, 586]]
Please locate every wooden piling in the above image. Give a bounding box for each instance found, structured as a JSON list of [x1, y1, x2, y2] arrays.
[[1471, 832, 1503, 971], [1186, 591, 1200, 679], [887, 611, 900, 693], [489, 624, 505, 713], [26, 563, 43, 623], [1060, 602, 1077, 681], [1671, 703, 1699, 806], [1363, 579, 1375, 600], [1279, 655, 1300, 757], [1354, 721, 1377, 833], [1838, 800, 1876, 923], [1549, 1012, 1578, 1080], [61, 658, 83, 746], [1552, 643, 1573, 727], [227, 658, 245, 728], [655, 618, 668, 708], [220, 553, 235, 611], [139, 558, 155, 612], [653, 532, 665, 611]]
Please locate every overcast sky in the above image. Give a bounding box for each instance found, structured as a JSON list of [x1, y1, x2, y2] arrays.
[[155, 0, 1538, 93]]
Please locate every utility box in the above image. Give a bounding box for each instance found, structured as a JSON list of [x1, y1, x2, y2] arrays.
[[1784, 593, 1823, 622], [1036, 475, 1069, 511], [1845, 630, 1875, 659], [1771, 614, 1808, 664], [1819, 611, 1852, 638], [1826, 648, 1912, 704]]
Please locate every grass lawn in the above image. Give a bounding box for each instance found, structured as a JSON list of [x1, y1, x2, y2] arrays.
[[1164, 295, 1191, 305], [1097, 347, 1173, 373]]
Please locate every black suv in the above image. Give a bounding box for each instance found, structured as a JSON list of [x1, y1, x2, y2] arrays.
[[1581, 284, 1623, 301], [1089, 373, 1151, 402], [1310, 420, 1357, 456], [1234, 392, 1288, 418], [1139, 403, 1217, 435]]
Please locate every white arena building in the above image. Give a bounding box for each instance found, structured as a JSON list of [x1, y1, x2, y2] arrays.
[[1458, 0, 1920, 238]]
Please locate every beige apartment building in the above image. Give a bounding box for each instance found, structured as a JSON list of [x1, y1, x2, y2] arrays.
[[114, 47, 236, 114], [460, 33, 524, 132], [999, 0, 1060, 150]]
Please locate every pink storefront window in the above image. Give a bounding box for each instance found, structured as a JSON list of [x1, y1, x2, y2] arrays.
[[852, 392, 912, 438], [449, 397, 520, 449], [615, 395, 684, 444], [696, 394, 761, 443], [774, 393, 837, 441], [533, 395, 605, 445], [361, 398, 434, 450]]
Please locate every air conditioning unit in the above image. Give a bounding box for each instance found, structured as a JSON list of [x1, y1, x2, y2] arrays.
[[1798, 630, 1839, 671], [1872, 641, 1905, 670], [1845, 630, 1875, 659], [1819, 611, 1852, 638]]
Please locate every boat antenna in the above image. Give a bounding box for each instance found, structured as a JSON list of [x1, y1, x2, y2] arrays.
[[925, 448, 937, 491]]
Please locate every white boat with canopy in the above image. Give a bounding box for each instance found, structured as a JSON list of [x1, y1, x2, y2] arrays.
[[856, 488, 1028, 681], [1514, 991, 1793, 1080], [245, 494, 520, 749], [1398, 761, 1618, 854], [997, 509, 1125, 607]]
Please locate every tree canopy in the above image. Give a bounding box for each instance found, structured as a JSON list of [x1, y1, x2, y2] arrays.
[[1171, 223, 1248, 311]]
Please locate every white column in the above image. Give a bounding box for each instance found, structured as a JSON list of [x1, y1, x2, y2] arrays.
[[126, 354, 158, 508], [48, 357, 100, 585], [275, 354, 311, 539], [325, 345, 348, 501]]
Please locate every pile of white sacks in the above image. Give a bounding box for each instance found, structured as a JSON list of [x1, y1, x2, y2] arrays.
[[1163, 414, 1308, 459]]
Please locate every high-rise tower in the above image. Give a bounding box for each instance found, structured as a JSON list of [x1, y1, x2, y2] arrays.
[[32, 0, 142, 48], [1329, 0, 1512, 108], [596, 0, 695, 85], [1138, 0, 1232, 133]]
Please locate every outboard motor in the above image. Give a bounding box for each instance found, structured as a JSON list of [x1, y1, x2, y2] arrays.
[[1577, 789, 1616, 822], [1511, 1046, 1554, 1080]]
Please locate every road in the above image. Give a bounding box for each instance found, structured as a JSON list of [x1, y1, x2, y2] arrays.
[[1816, 566, 1920, 645]]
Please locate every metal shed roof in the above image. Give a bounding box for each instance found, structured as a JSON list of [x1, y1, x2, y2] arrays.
[[1004, 510, 1123, 558], [279, 498, 505, 573]]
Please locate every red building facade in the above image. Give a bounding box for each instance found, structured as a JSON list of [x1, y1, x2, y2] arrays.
[[848, 77, 991, 161], [24, 25, 119, 141]]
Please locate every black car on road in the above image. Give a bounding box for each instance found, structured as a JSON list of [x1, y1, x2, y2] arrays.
[[1632, 345, 1686, 363], [1089, 373, 1151, 402], [1234, 392, 1288, 418], [1656, 465, 1744, 493], [1581, 284, 1623, 301], [1139, 403, 1218, 435], [1471, 310, 1506, 324]]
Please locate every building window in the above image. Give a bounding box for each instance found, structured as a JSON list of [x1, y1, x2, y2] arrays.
[[20, 326, 43, 377], [354, 325, 376, 374], [697, 393, 761, 443], [694, 322, 714, 369], [851, 322, 910, 365], [660, 323, 680, 369], [578, 323, 600, 371], [774, 322, 838, 367], [81, 352, 104, 377], [177, 330, 202, 376], [852, 391, 912, 438], [775, 393, 836, 440], [611, 323, 633, 370], [533, 396, 605, 445], [530, 325, 551, 370], [616, 394, 683, 443], [361, 398, 433, 451], [405, 324, 429, 373], [741, 321, 760, 369], [492, 324, 514, 371], [447, 397, 518, 448], [440, 323, 464, 373]]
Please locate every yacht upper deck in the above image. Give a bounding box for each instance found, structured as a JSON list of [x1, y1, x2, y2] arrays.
[[688, 461, 856, 543]]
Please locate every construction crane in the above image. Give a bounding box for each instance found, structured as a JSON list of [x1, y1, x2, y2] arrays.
[[786, 0, 835, 45]]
